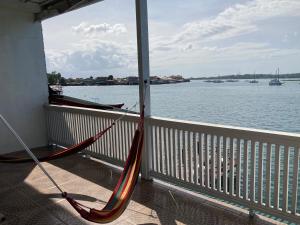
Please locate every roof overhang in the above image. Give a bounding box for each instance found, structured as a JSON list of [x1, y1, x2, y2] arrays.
[[1, 0, 103, 21], [33, 0, 104, 21]]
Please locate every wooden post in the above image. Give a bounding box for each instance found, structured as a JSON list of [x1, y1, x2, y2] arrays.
[[135, 0, 152, 180]]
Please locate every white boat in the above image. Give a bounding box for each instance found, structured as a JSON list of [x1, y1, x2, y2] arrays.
[[249, 73, 258, 83], [269, 68, 283, 86]]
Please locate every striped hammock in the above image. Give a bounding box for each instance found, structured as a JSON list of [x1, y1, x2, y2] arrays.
[[0, 120, 115, 163], [63, 110, 144, 223]]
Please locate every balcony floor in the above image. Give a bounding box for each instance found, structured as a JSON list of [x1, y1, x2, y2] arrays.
[[0, 148, 279, 225]]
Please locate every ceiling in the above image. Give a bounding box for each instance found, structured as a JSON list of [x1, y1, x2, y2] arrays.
[[21, 0, 103, 20]]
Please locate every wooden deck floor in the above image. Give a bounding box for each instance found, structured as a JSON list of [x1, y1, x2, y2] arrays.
[[0, 148, 282, 225]]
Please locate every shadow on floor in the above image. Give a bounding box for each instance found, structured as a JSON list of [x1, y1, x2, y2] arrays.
[[0, 147, 266, 225]]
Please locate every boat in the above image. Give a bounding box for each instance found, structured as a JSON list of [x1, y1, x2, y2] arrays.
[[269, 68, 283, 86], [226, 79, 239, 82], [48, 86, 126, 111], [212, 80, 224, 83], [249, 73, 258, 83]]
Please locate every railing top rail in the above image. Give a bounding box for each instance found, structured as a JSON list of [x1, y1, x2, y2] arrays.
[[150, 116, 300, 146], [45, 104, 139, 122]]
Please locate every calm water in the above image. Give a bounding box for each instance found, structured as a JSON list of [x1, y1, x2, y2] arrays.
[[64, 79, 300, 133]]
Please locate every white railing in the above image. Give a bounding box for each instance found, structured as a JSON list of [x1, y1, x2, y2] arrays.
[[45, 105, 300, 223], [45, 105, 139, 167]]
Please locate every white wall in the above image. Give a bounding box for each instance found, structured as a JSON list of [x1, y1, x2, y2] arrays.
[[0, 6, 49, 154]]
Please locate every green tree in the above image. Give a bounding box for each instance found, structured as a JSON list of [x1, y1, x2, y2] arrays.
[[108, 75, 114, 80], [47, 71, 61, 85]]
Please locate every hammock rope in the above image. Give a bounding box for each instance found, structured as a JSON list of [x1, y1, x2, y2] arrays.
[[0, 102, 138, 163]]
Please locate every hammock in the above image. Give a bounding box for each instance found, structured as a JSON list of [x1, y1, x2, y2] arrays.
[[64, 110, 144, 223], [0, 120, 114, 163], [0, 108, 145, 223]]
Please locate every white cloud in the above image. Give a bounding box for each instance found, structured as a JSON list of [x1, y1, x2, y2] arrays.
[[72, 22, 127, 36], [152, 0, 300, 52], [46, 40, 137, 75]]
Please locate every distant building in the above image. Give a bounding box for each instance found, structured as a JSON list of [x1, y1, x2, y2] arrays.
[[127, 76, 139, 85]]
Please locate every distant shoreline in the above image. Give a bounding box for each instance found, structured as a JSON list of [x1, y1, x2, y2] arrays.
[[191, 73, 300, 80]]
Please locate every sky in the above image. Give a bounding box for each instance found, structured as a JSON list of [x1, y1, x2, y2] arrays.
[[42, 0, 300, 78]]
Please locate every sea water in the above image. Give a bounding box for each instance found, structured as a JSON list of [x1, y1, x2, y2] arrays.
[[63, 79, 300, 133]]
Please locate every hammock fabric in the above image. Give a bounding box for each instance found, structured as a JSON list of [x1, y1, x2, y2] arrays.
[[0, 122, 114, 163], [63, 110, 144, 223]]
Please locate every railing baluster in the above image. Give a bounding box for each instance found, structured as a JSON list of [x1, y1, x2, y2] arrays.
[[250, 140, 256, 202], [291, 147, 299, 215], [223, 137, 228, 193], [265, 143, 272, 207], [173, 128, 177, 178], [236, 139, 241, 198], [188, 131, 192, 183], [212, 135, 216, 190], [164, 128, 168, 175], [126, 120, 131, 157], [155, 126, 159, 173], [166, 128, 172, 176], [229, 138, 234, 196], [257, 142, 263, 205], [217, 136, 222, 192], [183, 131, 187, 181], [274, 144, 281, 209], [177, 129, 180, 179], [199, 133, 203, 186], [168, 128, 172, 176], [159, 127, 163, 174], [204, 134, 209, 188], [193, 132, 197, 184], [282, 146, 290, 212], [179, 130, 183, 180], [243, 140, 248, 200]]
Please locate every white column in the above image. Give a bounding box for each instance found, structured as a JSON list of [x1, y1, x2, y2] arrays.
[[135, 0, 152, 180]]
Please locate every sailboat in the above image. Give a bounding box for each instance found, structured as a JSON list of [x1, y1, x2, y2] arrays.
[[249, 73, 258, 83], [269, 68, 283, 86]]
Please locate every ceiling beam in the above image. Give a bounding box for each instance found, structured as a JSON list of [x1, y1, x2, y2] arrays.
[[34, 0, 103, 21]]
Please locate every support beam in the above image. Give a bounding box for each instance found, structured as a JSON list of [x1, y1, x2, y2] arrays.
[[135, 0, 152, 180]]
